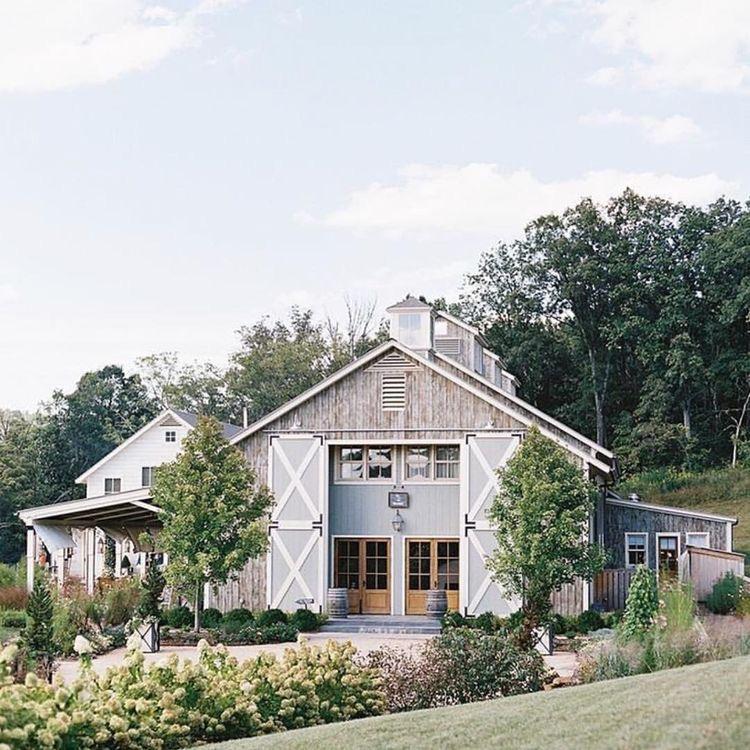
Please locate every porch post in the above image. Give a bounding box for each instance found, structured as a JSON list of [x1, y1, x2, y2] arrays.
[[26, 526, 36, 592], [114, 540, 123, 577], [86, 529, 97, 594]]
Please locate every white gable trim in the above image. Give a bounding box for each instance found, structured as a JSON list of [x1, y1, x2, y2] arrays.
[[432, 350, 613, 459], [74, 408, 194, 484], [231, 340, 613, 475]]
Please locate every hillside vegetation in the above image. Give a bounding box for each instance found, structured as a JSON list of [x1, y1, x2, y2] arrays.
[[620, 466, 750, 572], [196, 655, 750, 750]]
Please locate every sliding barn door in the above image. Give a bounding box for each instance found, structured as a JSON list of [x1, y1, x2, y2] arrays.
[[461, 433, 522, 616], [267, 435, 326, 612]]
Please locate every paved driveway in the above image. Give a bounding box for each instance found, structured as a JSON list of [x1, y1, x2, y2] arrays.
[[56, 632, 577, 683]]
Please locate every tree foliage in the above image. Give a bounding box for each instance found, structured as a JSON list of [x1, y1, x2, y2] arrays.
[[152, 417, 273, 630], [620, 565, 659, 641], [487, 427, 605, 649], [23, 574, 58, 681]]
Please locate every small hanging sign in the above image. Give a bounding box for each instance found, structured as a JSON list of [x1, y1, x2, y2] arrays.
[[388, 491, 409, 508]]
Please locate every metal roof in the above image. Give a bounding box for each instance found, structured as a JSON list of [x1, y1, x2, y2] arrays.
[[171, 409, 242, 439], [385, 296, 432, 311]]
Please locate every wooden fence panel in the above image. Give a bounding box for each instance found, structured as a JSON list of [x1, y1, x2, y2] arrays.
[[593, 568, 634, 611], [685, 547, 745, 601], [551, 579, 585, 616]]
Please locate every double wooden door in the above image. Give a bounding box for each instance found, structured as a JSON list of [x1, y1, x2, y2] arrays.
[[406, 538, 459, 615], [334, 538, 390, 614]]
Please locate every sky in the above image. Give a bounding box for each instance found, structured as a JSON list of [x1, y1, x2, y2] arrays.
[[1, 0, 749, 410]]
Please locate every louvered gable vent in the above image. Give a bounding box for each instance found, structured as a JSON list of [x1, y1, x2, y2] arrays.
[[381, 373, 406, 411], [367, 350, 419, 371], [434, 337, 462, 359]]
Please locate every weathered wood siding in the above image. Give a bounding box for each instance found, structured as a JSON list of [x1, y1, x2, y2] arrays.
[[603, 501, 729, 570]]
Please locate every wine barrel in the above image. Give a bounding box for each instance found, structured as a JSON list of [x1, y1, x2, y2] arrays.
[[327, 588, 349, 618], [426, 589, 448, 618]]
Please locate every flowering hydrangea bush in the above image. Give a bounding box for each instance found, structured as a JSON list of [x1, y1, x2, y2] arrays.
[[0, 637, 385, 749]]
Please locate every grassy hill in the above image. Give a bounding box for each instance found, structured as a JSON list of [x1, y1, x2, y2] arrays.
[[196, 655, 750, 750], [619, 466, 749, 572]]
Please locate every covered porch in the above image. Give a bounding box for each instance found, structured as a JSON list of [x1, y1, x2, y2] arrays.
[[18, 488, 162, 593]]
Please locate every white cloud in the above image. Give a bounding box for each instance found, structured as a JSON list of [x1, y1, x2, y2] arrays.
[[583, 0, 750, 92], [579, 110, 701, 144], [312, 164, 740, 239], [0, 1, 243, 93]]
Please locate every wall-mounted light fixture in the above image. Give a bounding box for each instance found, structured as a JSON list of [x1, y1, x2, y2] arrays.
[[391, 510, 404, 533]]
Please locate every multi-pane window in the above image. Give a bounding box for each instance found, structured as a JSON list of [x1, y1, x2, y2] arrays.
[[141, 466, 158, 487], [405, 446, 431, 479], [686, 532, 709, 548], [365, 540, 388, 590], [165, 430, 176, 443], [104, 478, 121, 495], [408, 541, 432, 592], [436, 541, 459, 591], [338, 447, 364, 479], [398, 313, 423, 347], [625, 533, 647, 568], [367, 448, 392, 479], [435, 446, 460, 479], [337, 446, 392, 481]]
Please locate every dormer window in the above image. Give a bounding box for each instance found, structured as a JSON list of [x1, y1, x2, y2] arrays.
[[474, 341, 484, 375], [398, 314, 424, 347], [434, 319, 448, 336]]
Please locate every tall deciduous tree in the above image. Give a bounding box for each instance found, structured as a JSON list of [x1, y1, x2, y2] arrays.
[[152, 416, 273, 630], [487, 428, 604, 650]]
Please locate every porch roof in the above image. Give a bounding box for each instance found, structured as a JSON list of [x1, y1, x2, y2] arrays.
[[18, 487, 162, 530]]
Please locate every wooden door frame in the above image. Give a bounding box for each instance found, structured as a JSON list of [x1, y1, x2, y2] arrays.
[[655, 532, 681, 583], [331, 535, 394, 615], [403, 536, 460, 615]]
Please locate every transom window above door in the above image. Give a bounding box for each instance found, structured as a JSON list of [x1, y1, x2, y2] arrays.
[[404, 445, 461, 481], [336, 446, 393, 481]]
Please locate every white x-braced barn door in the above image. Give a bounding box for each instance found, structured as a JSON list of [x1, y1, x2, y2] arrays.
[[267, 435, 326, 612], [461, 433, 522, 617]]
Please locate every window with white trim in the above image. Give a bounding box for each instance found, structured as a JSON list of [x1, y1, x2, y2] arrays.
[[165, 430, 176, 443], [141, 466, 158, 487], [405, 446, 431, 479], [434, 319, 448, 336], [336, 446, 393, 481], [625, 532, 648, 568], [435, 445, 460, 479], [104, 478, 121, 495], [686, 532, 709, 549], [398, 314, 424, 347]]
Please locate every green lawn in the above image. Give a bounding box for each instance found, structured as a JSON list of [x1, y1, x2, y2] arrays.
[[196, 655, 750, 750], [620, 466, 750, 572]]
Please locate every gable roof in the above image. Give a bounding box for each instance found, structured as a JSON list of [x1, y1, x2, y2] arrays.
[[75, 408, 241, 483], [171, 409, 242, 440], [386, 296, 432, 311], [230, 340, 614, 476]]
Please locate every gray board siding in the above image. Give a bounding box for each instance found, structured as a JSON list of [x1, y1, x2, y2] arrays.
[[603, 502, 728, 569]]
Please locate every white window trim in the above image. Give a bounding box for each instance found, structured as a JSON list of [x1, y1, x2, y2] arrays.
[[401, 445, 461, 485], [624, 532, 648, 569], [334, 445, 395, 484], [685, 532, 710, 549], [104, 478, 121, 495], [655, 532, 681, 582], [141, 466, 158, 488]]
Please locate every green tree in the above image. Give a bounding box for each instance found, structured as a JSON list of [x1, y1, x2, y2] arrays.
[[136, 556, 166, 620], [23, 574, 58, 681], [152, 416, 273, 630], [487, 427, 605, 650]]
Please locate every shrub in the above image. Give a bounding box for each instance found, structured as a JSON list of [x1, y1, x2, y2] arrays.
[[578, 609, 605, 633], [0, 563, 21, 588], [0, 609, 26, 629], [0, 637, 385, 748], [288, 608, 319, 632], [0, 586, 28, 611], [620, 566, 659, 641], [201, 607, 224, 629], [23, 575, 57, 681], [255, 608, 287, 628], [135, 558, 165, 620], [222, 608, 255, 632], [223, 622, 299, 645], [706, 572, 744, 615], [441, 610, 466, 630], [102, 578, 141, 625], [161, 604, 193, 629], [366, 628, 546, 712]]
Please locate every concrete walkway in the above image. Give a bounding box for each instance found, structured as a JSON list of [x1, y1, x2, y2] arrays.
[[56, 632, 578, 683]]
